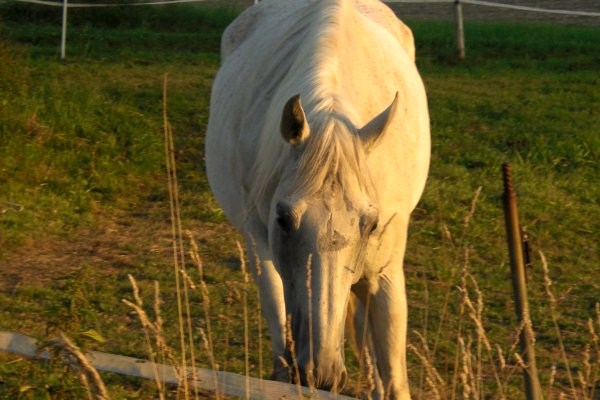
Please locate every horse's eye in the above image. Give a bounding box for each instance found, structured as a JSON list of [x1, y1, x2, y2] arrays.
[[277, 213, 293, 233], [276, 203, 295, 234]]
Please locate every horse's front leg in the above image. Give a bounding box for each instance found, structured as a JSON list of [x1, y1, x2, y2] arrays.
[[369, 264, 411, 400]]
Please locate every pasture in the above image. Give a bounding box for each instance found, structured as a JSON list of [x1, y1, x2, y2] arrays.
[[0, 2, 599, 399]]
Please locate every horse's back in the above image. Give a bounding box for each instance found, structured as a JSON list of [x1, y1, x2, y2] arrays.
[[353, 0, 415, 60], [221, 0, 415, 61]]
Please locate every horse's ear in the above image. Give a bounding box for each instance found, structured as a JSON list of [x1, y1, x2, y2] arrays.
[[358, 92, 399, 149], [281, 94, 310, 146]]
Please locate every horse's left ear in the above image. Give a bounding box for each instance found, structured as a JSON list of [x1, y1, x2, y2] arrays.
[[281, 94, 310, 146], [358, 92, 399, 149]]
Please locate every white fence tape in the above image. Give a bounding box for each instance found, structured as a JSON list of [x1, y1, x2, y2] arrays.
[[460, 0, 600, 17], [0, 331, 354, 400], [16, 0, 218, 7], [385, 0, 600, 17], [12, 0, 600, 17]]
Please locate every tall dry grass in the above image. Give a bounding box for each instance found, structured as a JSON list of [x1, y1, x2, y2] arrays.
[[118, 80, 600, 400], [119, 75, 271, 400], [408, 188, 600, 400]]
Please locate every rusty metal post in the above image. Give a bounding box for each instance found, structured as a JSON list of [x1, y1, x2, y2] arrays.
[[502, 163, 543, 400]]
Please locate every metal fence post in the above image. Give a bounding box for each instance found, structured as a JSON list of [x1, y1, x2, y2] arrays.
[[502, 163, 543, 400]]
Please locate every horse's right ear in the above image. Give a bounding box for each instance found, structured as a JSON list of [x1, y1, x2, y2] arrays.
[[358, 92, 399, 150], [281, 94, 310, 145]]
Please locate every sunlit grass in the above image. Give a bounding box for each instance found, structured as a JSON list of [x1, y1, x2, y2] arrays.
[[0, 5, 598, 399]]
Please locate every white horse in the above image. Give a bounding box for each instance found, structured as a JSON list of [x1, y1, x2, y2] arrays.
[[206, 0, 430, 398]]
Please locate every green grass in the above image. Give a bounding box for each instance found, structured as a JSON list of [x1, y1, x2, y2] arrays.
[[0, 5, 598, 399], [406, 20, 599, 399]]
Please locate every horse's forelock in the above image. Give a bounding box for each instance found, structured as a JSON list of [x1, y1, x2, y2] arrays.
[[289, 116, 373, 201]]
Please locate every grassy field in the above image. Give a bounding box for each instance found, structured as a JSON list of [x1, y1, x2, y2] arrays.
[[0, 2, 598, 399]]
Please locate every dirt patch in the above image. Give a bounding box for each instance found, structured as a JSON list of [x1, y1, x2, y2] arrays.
[[0, 210, 168, 291], [0, 202, 240, 293]]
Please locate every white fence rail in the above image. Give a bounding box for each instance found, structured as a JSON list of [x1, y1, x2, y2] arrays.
[[0, 331, 353, 400]]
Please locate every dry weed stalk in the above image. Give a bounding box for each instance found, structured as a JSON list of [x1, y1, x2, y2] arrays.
[[413, 330, 446, 390], [496, 344, 506, 371], [363, 346, 377, 397], [449, 247, 469, 400], [508, 319, 527, 356], [153, 281, 164, 344], [513, 352, 528, 371], [152, 280, 168, 398], [124, 276, 166, 399], [236, 241, 252, 400], [355, 292, 372, 397], [578, 345, 591, 398], [432, 187, 483, 384], [186, 231, 220, 399], [587, 305, 600, 400], [496, 319, 528, 392], [446, 240, 509, 400], [198, 327, 219, 398], [462, 186, 482, 233], [457, 275, 506, 399], [283, 315, 304, 399], [257, 277, 264, 381], [419, 267, 431, 396], [548, 364, 557, 400], [248, 237, 265, 380], [219, 284, 237, 375], [540, 250, 577, 398], [425, 377, 443, 400], [472, 276, 483, 400], [123, 275, 182, 398], [163, 73, 200, 399], [306, 254, 315, 389], [458, 281, 492, 354], [458, 336, 475, 400], [407, 339, 446, 398], [38, 332, 110, 400]]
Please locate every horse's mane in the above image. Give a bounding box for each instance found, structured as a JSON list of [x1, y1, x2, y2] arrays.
[[245, 0, 376, 217]]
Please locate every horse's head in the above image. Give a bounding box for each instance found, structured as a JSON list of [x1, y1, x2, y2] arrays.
[[268, 94, 397, 391]]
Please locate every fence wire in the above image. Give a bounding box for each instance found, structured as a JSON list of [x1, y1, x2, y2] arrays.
[[13, 0, 600, 17]]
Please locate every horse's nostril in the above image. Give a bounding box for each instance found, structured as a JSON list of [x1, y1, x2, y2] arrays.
[[297, 361, 347, 392], [360, 211, 379, 237]]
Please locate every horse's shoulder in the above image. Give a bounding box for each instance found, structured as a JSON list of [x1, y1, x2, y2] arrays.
[[353, 0, 415, 60]]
